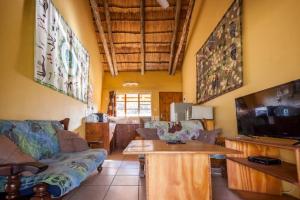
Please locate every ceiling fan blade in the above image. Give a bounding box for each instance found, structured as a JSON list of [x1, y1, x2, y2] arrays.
[[156, 0, 169, 8]]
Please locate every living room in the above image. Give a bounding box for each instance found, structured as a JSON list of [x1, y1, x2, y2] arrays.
[[0, 0, 300, 200]]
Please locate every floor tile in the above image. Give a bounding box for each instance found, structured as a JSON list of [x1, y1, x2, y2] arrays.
[[68, 186, 109, 200], [117, 168, 139, 176], [107, 152, 125, 160], [123, 155, 139, 161], [120, 161, 140, 169], [83, 175, 114, 186], [111, 175, 139, 186], [104, 186, 138, 200], [100, 167, 119, 176], [62, 187, 79, 200], [103, 160, 122, 168]]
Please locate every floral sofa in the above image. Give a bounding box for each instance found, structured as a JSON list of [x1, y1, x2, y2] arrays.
[[0, 119, 107, 199], [136, 120, 224, 177]]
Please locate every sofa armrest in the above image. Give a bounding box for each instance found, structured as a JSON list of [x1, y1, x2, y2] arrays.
[[0, 162, 48, 176], [59, 118, 70, 130]]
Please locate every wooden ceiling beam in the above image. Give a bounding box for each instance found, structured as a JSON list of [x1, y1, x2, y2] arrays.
[[103, 0, 118, 75], [168, 0, 181, 74], [90, 0, 115, 76], [140, 0, 145, 75], [170, 0, 195, 75]]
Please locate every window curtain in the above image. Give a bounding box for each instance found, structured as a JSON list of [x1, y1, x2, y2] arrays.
[[107, 91, 116, 116]]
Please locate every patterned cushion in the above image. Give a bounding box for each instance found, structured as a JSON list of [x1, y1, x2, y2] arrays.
[[157, 128, 189, 141], [180, 120, 204, 131], [0, 120, 60, 160], [195, 129, 222, 144], [144, 121, 169, 132], [0, 149, 107, 198]]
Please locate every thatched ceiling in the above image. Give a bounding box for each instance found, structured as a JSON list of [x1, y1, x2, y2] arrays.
[[90, 0, 195, 76]]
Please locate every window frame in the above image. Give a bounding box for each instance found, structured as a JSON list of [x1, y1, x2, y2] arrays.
[[116, 93, 152, 117]]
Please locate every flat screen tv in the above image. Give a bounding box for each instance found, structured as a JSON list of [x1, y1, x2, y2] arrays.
[[235, 79, 300, 139]]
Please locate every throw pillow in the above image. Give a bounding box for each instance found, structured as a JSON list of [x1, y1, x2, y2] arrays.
[[195, 129, 222, 144], [136, 128, 159, 140], [57, 130, 89, 153], [0, 135, 35, 164]]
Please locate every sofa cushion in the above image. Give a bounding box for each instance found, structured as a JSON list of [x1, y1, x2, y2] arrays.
[[0, 120, 60, 160], [0, 149, 107, 198], [180, 120, 204, 131], [57, 130, 89, 153], [0, 135, 35, 164], [195, 129, 222, 144], [144, 121, 169, 132], [136, 128, 159, 140]]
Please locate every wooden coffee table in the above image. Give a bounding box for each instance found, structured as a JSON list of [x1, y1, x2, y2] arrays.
[[123, 140, 240, 200]]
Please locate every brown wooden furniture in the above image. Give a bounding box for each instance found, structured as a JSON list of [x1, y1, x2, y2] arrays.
[[225, 137, 300, 198], [159, 92, 182, 121], [85, 122, 116, 153], [114, 123, 142, 150], [123, 140, 240, 200], [0, 162, 48, 200]]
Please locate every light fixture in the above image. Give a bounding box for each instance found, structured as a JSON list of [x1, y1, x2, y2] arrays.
[[156, 0, 169, 9], [122, 82, 139, 87]]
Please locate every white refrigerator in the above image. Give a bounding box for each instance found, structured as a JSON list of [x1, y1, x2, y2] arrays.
[[170, 103, 193, 122]]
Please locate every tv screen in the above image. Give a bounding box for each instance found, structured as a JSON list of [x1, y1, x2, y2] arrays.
[[235, 79, 300, 139]]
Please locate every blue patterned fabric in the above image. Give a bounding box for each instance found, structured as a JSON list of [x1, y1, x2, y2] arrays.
[[0, 149, 107, 198], [0, 120, 60, 160]]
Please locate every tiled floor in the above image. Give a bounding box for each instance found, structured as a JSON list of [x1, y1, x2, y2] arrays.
[[63, 151, 243, 200]]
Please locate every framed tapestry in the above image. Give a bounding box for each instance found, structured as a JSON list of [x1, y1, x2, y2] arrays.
[[196, 0, 242, 104], [34, 0, 89, 103]]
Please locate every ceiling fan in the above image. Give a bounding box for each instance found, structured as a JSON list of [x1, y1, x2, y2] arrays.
[[156, 0, 169, 8]]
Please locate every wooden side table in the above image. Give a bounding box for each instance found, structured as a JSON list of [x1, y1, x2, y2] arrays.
[[87, 140, 103, 148]]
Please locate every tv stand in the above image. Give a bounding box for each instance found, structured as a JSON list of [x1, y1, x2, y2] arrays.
[[225, 137, 300, 199], [293, 140, 300, 146]]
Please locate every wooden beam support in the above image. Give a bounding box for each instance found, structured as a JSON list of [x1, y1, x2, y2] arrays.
[[140, 0, 145, 75], [90, 0, 115, 76], [168, 0, 181, 74], [103, 0, 118, 75], [170, 0, 195, 75]]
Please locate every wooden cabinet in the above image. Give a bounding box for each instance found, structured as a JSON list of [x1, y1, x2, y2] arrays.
[[85, 122, 116, 154], [114, 124, 142, 150], [225, 138, 300, 198], [159, 92, 182, 121]]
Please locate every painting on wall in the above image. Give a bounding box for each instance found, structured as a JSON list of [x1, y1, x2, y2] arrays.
[[196, 0, 242, 104], [34, 0, 89, 103]]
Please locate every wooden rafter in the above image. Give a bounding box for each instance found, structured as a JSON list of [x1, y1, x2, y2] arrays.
[[168, 0, 181, 74], [90, 0, 115, 76], [170, 0, 195, 75], [103, 0, 118, 75], [140, 0, 145, 74]]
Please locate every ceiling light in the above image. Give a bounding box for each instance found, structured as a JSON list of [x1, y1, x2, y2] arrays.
[[157, 0, 169, 9], [122, 82, 139, 87]]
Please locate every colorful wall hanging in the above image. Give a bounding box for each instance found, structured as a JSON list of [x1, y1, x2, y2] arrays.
[[34, 0, 89, 103], [196, 0, 243, 104]]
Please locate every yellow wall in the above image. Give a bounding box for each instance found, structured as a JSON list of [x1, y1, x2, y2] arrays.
[[0, 0, 103, 136], [101, 71, 182, 118], [182, 0, 300, 137], [182, 0, 300, 196]]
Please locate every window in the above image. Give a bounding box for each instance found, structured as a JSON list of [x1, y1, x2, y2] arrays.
[[116, 93, 152, 117]]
